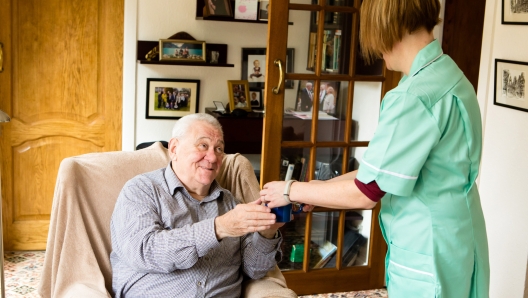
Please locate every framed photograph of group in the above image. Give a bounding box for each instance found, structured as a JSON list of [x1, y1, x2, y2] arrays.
[[494, 59, 527, 113], [146, 78, 200, 119], [241, 48, 295, 89], [159, 39, 206, 62], [502, 0, 528, 25], [295, 80, 340, 114], [227, 80, 252, 112]]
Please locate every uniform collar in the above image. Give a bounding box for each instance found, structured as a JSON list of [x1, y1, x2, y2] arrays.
[[165, 162, 223, 202], [408, 39, 443, 78]]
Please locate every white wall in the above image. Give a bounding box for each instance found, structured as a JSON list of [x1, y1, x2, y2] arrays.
[[477, 0, 528, 297]]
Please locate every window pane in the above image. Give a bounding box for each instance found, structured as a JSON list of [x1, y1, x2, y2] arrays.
[[313, 147, 344, 180], [316, 80, 348, 142], [278, 147, 311, 181], [351, 81, 382, 141], [278, 212, 308, 271], [342, 210, 371, 267], [283, 80, 314, 141], [310, 211, 340, 269]]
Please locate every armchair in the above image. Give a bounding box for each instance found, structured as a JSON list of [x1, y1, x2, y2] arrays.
[[38, 142, 296, 298]]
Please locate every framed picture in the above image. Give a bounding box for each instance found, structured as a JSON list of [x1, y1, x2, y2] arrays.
[[502, 0, 528, 25], [295, 80, 340, 114], [159, 39, 206, 62], [227, 80, 252, 112], [234, 0, 259, 20], [146, 78, 200, 119], [204, 0, 233, 18], [242, 48, 295, 89], [249, 88, 263, 109], [259, 0, 269, 21], [494, 59, 527, 113]]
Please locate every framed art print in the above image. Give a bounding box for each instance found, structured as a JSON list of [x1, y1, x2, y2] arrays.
[[159, 39, 206, 62], [502, 0, 528, 25], [146, 78, 200, 119], [494, 59, 527, 113]]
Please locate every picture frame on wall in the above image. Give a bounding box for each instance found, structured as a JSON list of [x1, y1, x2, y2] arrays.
[[146, 78, 200, 119], [241, 48, 295, 89], [203, 0, 233, 18], [159, 39, 206, 62], [227, 80, 252, 112], [494, 59, 527, 113], [502, 0, 528, 25]]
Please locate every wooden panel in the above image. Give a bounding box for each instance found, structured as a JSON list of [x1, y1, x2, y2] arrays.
[[0, 0, 123, 250], [13, 137, 102, 221], [442, 0, 486, 90]]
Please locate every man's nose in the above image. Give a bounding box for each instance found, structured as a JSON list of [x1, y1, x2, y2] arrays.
[[204, 148, 218, 162]]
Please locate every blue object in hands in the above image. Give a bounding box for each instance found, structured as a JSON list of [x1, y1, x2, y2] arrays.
[[271, 203, 304, 223]]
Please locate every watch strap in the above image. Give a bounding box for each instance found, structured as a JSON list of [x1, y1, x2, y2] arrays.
[[283, 180, 297, 204]]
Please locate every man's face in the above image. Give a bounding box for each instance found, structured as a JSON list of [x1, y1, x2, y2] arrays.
[[307, 84, 312, 91], [169, 122, 225, 191]]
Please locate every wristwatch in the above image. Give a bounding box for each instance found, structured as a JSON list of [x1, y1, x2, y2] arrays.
[[283, 179, 297, 204]]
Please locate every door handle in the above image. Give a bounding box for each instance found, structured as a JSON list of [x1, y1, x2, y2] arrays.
[[0, 43, 3, 73], [272, 59, 283, 94]]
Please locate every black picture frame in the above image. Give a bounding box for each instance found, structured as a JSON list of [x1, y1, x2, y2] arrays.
[[159, 39, 206, 62], [204, 0, 233, 18], [494, 59, 528, 113], [249, 88, 263, 109], [242, 48, 295, 89], [502, 0, 528, 25], [146, 78, 200, 119]]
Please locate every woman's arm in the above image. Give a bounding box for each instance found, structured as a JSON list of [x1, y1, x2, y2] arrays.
[[260, 170, 377, 210]]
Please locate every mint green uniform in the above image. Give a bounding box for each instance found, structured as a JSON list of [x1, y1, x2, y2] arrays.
[[356, 40, 490, 297]]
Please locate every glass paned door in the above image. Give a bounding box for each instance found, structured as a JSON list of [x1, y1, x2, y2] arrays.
[[262, 0, 400, 294]]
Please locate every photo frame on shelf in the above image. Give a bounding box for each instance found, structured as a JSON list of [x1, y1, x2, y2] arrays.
[[502, 0, 528, 25], [249, 88, 263, 109], [203, 0, 233, 18], [259, 0, 269, 21], [234, 0, 259, 20], [146, 78, 200, 119], [159, 39, 206, 62], [294, 80, 340, 114], [227, 80, 252, 112], [494, 59, 528, 113], [242, 48, 294, 89]]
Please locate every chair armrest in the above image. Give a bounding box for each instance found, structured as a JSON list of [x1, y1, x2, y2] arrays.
[[64, 283, 112, 298], [242, 266, 297, 298]]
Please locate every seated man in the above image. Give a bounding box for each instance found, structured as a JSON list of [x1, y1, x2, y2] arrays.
[[110, 113, 282, 297]]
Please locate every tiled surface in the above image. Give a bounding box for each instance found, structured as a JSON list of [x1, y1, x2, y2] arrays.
[[2, 250, 387, 298], [4, 251, 44, 298]]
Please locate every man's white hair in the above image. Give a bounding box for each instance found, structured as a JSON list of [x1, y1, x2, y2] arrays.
[[171, 113, 223, 139]]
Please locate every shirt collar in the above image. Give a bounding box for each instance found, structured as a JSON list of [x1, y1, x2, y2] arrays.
[[408, 39, 443, 78], [164, 162, 224, 202]]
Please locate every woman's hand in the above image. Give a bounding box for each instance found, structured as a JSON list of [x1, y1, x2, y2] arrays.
[[260, 181, 289, 208]]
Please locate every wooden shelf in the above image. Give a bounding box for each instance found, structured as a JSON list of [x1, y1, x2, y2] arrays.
[[136, 40, 233, 67], [139, 60, 234, 67]]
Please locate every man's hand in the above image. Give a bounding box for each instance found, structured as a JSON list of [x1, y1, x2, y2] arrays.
[[215, 199, 276, 239]]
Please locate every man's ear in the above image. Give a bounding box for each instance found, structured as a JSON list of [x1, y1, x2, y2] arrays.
[[168, 138, 179, 160]]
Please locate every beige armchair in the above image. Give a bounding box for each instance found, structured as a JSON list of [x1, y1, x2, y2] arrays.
[[38, 142, 296, 298]]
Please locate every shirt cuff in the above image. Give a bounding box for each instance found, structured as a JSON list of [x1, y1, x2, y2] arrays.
[[252, 230, 282, 254], [193, 218, 221, 258]]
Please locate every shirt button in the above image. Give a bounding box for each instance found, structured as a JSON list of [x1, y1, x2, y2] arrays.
[[197, 281, 202, 286]]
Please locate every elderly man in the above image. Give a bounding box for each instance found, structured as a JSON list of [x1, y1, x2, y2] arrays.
[[110, 113, 282, 297]]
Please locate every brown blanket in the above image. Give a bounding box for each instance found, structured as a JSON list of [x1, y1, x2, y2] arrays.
[[38, 142, 296, 298]]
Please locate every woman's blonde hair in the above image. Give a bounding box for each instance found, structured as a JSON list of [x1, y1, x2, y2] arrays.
[[359, 0, 441, 64]]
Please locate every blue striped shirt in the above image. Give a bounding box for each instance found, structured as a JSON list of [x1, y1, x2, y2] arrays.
[[110, 163, 282, 297]]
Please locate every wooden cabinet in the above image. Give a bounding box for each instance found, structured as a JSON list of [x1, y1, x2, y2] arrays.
[[261, 0, 400, 295]]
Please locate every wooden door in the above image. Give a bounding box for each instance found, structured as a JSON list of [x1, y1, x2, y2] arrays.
[[0, 0, 123, 250], [263, 0, 399, 294]]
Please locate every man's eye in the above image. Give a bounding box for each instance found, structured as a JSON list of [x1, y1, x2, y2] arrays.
[[199, 143, 208, 149], [216, 147, 224, 153]]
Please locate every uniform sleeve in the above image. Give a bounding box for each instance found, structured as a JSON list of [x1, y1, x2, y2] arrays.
[[356, 92, 441, 197]]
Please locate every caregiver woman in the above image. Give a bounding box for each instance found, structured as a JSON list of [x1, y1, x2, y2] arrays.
[[260, 0, 490, 297]]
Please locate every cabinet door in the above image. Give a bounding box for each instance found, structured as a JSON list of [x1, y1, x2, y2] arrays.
[[262, 0, 400, 294]]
